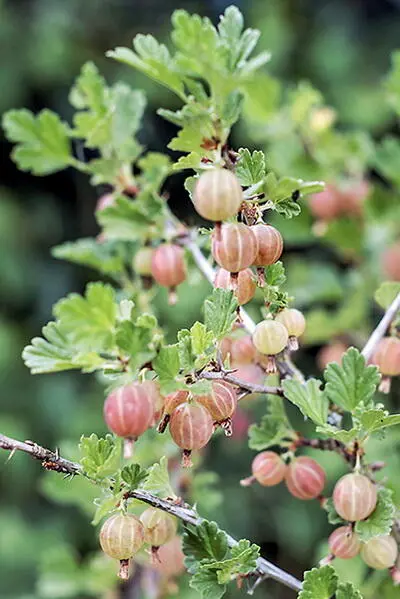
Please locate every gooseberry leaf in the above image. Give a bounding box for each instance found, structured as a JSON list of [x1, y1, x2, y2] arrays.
[[120, 464, 148, 490], [183, 521, 229, 574], [355, 487, 395, 542], [79, 434, 122, 480], [204, 289, 238, 340], [282, 378, 328, 426], [190, 567, 226, 599], [374, 281, 400, 309], [298, 565, 338, 599], [336, 582, 364, 599], [52, 238, 125, 276], [248, 415, 291, 451], [236, 148, 266, 186], [141, 456, 176, 499]]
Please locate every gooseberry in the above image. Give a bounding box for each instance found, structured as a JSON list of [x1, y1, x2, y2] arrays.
[[152, 536, 186, 578], [241, 451, 287, 487], [230, 335, 257, 366], [285, 456, 326, 500], [157, 390, 188, 433], [133, 247, 154, 276], [197, 381, 237, 435], [333, 473, 377, 522], [193, 169, 243, 222], [382, 242, 400, 282], [104, 382, 155, 442], [328, 526, 361, 559], [212, 223, 257, 273], [140, 508, 177, 560], [169, 402, 214, 467], [214, 268, 256, 305], [251, 223, 283, 267], [252, 320, 289, 373], [275, 308, 306, 351], [360, 535, 398, 570], [151, 244, 186, 304], [371, 336, 400, 393], [317, 342, 348, 371], [308, 185, 342, 221], [100, 513, 145, 579]]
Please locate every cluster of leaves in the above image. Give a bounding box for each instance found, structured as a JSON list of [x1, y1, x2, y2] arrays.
[[299, 565, 363, 599]]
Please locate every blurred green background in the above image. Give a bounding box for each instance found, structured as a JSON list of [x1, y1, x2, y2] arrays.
[[1, 1, 400, 598]]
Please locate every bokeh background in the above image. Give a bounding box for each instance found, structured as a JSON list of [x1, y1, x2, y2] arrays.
[[1, 1, 400, 598]]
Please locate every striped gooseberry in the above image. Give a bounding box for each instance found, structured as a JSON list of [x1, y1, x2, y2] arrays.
[[252, 320, 289, 373], [251, 224, 283, 269], [241, 451, 287, 487], [212, 223, 257, 273], [360, 535, 398, 570], [317, 342, 348, 371], [133, 247, 154, 276], [142, 380, 163, 425], [308, 185, 342, 222], [214, 268, 256, 305], [230, 335, 257, 366], [100, 513, 145, 579], [371, 336, 400, 393], [382, 242, 400, 282], [275, 308, 306, 351], [285, 456, 326, 500], [151, 244, 186, 305], [169, 401, 214, 467], [140, 508, 177, 560], [157, 390, 188, 433], [197, 381, 237, 435], [333, 473, 377, 522], [193, 169, 243, 222], [328, 526, 361, 559], [152, 536, 186, 578]]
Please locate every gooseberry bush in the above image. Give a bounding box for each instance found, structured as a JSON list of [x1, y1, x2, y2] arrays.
[[1, 5, 400, 599]]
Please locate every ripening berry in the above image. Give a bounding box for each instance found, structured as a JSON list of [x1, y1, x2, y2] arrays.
[[169, 402, 214, 467], [157, 390, 188, 433], [133, 247, 154, 276], [252, 320, 288, 373], [233, 363, 265, 387], [100, 513, 145, 578], [212, 223, 257, 273], [333, 473, 377, 522], [317, 342, 348, 371], [285, 457, 326, 500], [251, 224, 283, 267], [360, 535, 398, 570], [382, 242, 400, 282], [328, 526, 361, 559], [214, 268, 256, 305], [142, 380, 163, 425], [193, 169, 243, 222], [340, 180, 369, 217], [96, 193, 115, 212], [230, 335, 257, 366], [309, 185, 342, 221], [219, 336, 233, 363], [197, 381, 237, 435], [275, 308, 306, 351], [152, 536, 186, 578], [104, 383, 155, 439], [241, 451, 287, 487], [140, 508, 177, 551], [151, 244, 186, 304], [371, 336, 400, 393]]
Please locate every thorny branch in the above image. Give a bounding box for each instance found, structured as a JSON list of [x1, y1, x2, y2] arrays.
[[0, 433, 302, 593], [199, 369, 284, 396]]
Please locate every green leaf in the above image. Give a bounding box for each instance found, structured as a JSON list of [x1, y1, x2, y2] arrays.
[[79, 434, 122, 480], [385, 50, 400, 116], [298, 565, 338, 599], [137, 152, 172, 190], [316, 424, 359, 444], [336, 582, 364, 599], [355, 487, 395, 542], [190, 322, 215, 357], [374, 281, 400, 309], [92, 493, 121, 526], [190, 567, 226, 599], [97, 194, 165, 242], [183, 521, 229, 574], [141, 456, 176, 499], [204, 289, 238, 340], [120, 464, 148, 489], [323, 348, 380, 412], [248, 414, 291, 451], [153, 345, 181, 391], [235, 148, 265, 186], [282, 379, 328, 426], [115, 316, 157, 370], [358, 408, 400, 434], [374, 136, 400, 187], [264, 174, 324, 219], [204, 539, 259, 584], [3, 109, 72, 175], [53, 282, 117, 353], [264, 261, 286, 287], [323, 497, 346, 525], [52, 239, 125, 276]]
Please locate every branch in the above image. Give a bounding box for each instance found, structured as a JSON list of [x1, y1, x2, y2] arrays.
[[0, 433, 302, 593], [361, 292, 400, 361], [199, 370, 284, 396]]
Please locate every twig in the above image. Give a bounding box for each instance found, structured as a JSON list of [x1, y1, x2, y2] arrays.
[[0, 433, 302, 593], [361, 292, 400, 361], [295, 437, 355, 467], [199, 370, 284, 396]]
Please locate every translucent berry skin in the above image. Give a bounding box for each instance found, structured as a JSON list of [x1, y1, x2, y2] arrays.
[[140, 508, 177, 547], [133, 247, 154, 276], [151, 244, 186, 288], [152, 536, 186, 577], [193, 169, 243, 221], [252, 451, 287, 486], [275, 309, 306, 338], [96, 193, 115, 212], [104, 383, 155, 438], [251, 224, 283, 267], [360, 535, 398, 570], [212, 223, 257, 273], [328, 526, 361, 559], [252, 320, 289, 356], [197, 381, 237, 422], [309, 185, 342, 221], [230, 335, 257, 366], [382, 242, 400, 281], [372, 337, 400, 376], [169, 402, 214, 451], [333, 473, 377, 522], [214, 268, 256, 305], [317, 342, 347, 371], [100, 513, 145, 560], [162, 390, 188, 416], [285, 457, 326, 500]]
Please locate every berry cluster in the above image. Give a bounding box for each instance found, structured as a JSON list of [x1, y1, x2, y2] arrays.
[[308, 180, 369, 226]]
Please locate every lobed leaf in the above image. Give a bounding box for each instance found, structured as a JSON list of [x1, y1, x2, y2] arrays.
[[355, 487, 395, 542], [282, 378, 328, 426], [298, 565, 338, 599]]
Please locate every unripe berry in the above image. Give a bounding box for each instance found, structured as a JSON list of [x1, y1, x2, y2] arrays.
[[140, 508, 177, 549], [193, 169, 243, 222], [152, 536, 186, 578], [360, 535, 398, 570], [241, 451, 287, 487], [230, 335, 257, 366], [96, 193, 115, 212], [104, 383, 155, 439], [214, 268, 256, 305], [251, 224, 283, 267], [151, 244, 186, 304], [285, 456, 326, 500], [328, 526, 361, 559], [212, 223, 257, 273], [317, 342, 348, 370], [333, 473, 377, 522], [372, 336, 400, 393], [169, 402, 214, 467], [382, 242, 400, 282], [308, 185, 342, 221], [197, 381, 237, 435], [252, 320, 288, 373], [133, 247, 154, 276], [275, 308, 306, 351], [100, 513, 145, 578], [157, 390, 188, 433]]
